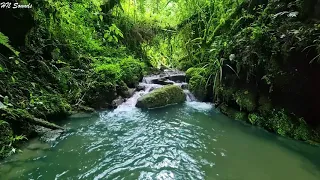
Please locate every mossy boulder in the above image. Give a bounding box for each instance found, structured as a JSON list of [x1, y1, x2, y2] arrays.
[[84, 81, 117, 109], [136, 85, 186, 108], [188, 74, 208, 101]]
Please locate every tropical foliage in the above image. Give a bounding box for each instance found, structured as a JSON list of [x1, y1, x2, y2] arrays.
[[0, 0, 320, 158]]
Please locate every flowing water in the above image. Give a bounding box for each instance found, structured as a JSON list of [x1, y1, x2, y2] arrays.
[[1, 80, 320, 180]]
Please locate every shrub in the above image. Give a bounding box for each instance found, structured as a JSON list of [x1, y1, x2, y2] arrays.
[[94, 64, 122, 82], [185, 67, 207, 81], [119, 56, 145, 87]]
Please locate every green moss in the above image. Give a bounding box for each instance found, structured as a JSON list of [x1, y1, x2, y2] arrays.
[[234, 111, 248, 121], [116, 80, 129, 95], [216, 84, 236, 102], [84, 82, 117, 109], [94, 64, 122, 82], [269, 109, 294, 137], [188, 74, 207, 101], [178, 60, 194, 71], [0, 122, 13, 158], [136, 85, 186, 108], [28, 94, 72, 118], [258, 95, 272, 115], [234, 89, 257, 112], [185, 67, 207, 81], [119, 56, 145, 88], [219, 103, 247, 122], [293, 118, 310, 141], [248, 113, 264, 126]]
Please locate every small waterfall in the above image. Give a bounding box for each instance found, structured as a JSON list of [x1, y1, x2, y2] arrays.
[[184, 90, 197, 102], [115, 71, 197, 110]]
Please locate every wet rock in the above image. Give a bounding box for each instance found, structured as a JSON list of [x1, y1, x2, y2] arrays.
[[168, 74, 186, 82], [151, 78, 174, 85], [136, 84, 145, 91], [123, 88, 136, 98], [148, 86, 159, 92], [159, 74, 169, 78], [111, 96, 125, 107], [136, 85, 186, 108], [180, 83, 188, 89]]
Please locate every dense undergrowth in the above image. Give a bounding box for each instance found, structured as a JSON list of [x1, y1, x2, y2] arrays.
[[0, 0, 146, 158], [117, 0, 320, 143], [1, 0, 320, 159], [179, 0, 320, 143]]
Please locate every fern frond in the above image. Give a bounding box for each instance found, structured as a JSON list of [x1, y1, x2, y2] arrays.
[[0, 32, 19, 56]]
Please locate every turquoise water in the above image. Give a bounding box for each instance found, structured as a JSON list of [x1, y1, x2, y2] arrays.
[[1, 101, 320, 180]]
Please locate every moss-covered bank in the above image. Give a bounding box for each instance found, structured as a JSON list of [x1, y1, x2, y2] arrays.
[[179, 0, 320, 143], [0, 0, 146, 158]]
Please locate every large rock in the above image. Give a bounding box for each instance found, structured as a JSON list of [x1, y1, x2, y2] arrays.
[[151, 78, 174, 85], [168, 74, 186, 82], [136, 85, 186, 108]]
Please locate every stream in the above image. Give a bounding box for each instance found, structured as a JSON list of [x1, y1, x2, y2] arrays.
[[1, 75, 320, 180]]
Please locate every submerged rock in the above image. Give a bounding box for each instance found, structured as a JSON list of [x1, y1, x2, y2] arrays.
[[136, 85, 186, 108], [35, 126, 64, 142]]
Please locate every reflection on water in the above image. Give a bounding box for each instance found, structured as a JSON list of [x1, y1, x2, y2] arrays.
[[1, 102, 320, 180]]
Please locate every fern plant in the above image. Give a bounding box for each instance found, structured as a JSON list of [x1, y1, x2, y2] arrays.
[[0, 32, 19, 56]]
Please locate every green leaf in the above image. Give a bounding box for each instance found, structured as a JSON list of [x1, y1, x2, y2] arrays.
[[15, 60, 19, 65], [13, 135, 27, 141], [0, 146, 5, 154], [0, 66, 3, 72], [104, 32, 110, 38], [0, 120, 9, 126], [11, 76, 15, 83], [113, 36, 118, 42], [0, 32, 19, 56], [3, 96, 9, 105], [115, 29, 124, 38], [0, 102, 6, 109], [99, 15, 103, 21], [107, 36, 113, 42]]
